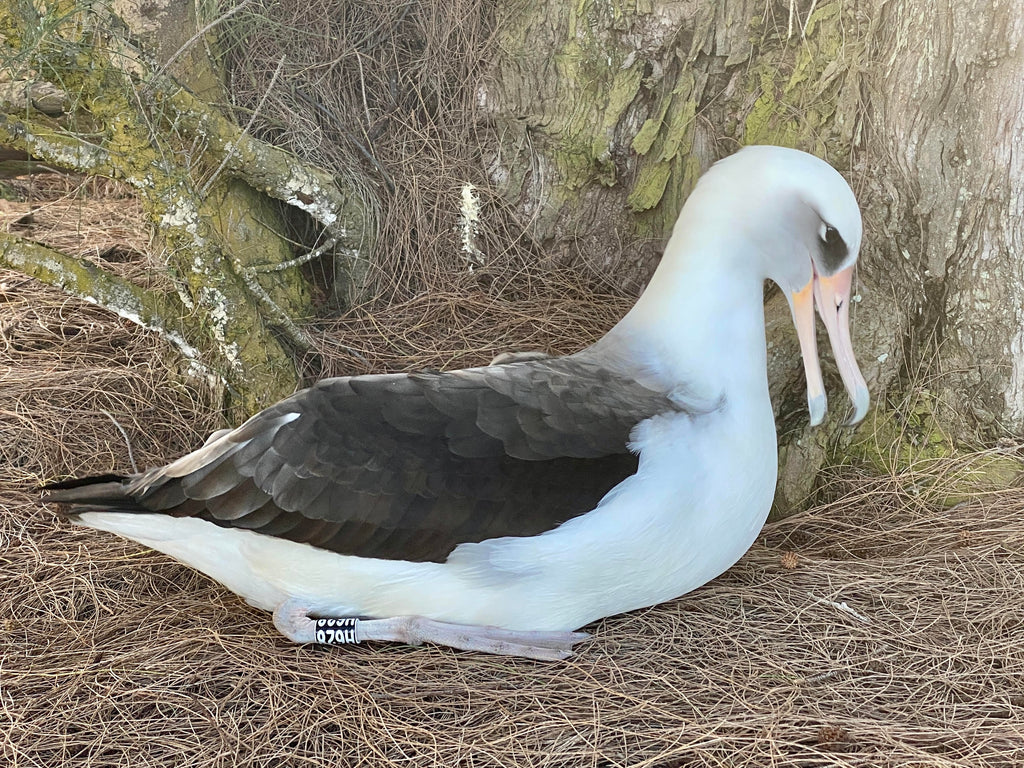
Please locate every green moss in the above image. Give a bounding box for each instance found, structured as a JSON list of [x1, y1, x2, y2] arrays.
[[626, 71, 697, 214], [744, 67, 799, 147], [843, 391, 946, 475], [935, 455, 1024, 506], [742, 0, 857, 156], [847, 390, 952, 473], [627, 161, 672, 212], [655, 84, 696, 159], [632, 115, 664, 156], [0, 2, 307, 415], [840, 389, 1023, 506]]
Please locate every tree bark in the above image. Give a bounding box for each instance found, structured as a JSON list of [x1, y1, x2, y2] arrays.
[[865, 0, 1024, 435], [2, 0, 1021, 509]]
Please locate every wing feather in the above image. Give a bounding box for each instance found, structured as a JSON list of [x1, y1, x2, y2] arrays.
[[181, 456, 244, 499], [108, 354, 685, 562], [231, 501, 284, 530], [205, 481, 268, 520], [252, 447, 287, 488], [243, 503, 301, 533]]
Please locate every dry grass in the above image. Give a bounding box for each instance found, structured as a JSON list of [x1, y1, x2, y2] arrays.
[[218, 0, 656, 307], [3, 178, 1024, 767], [308, 279, 631, 377], [3, 2, 1023, 758]]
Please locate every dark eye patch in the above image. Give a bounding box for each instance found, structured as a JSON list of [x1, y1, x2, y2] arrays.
[[820, 223, 848, 272]]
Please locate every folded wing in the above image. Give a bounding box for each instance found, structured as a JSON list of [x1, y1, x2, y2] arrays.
[[52, 356, 681, 562]]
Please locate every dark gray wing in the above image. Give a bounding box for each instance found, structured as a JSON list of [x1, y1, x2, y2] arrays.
[[119, 356, 681, 562]]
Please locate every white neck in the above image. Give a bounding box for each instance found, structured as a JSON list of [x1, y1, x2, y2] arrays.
[[594, 226, 772, 409]]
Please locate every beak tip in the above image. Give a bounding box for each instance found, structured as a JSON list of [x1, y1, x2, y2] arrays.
[[846, 387, 870, 426], [808, 394, 827, 427]]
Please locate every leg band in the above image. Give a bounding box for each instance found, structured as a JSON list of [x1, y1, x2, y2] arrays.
[[314, 617, 359, 644]]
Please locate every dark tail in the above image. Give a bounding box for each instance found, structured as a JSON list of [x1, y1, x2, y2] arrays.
[[40, 474, 137, 512]]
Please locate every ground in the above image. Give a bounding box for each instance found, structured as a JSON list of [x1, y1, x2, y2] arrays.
[[2, 177, 1023, 766]]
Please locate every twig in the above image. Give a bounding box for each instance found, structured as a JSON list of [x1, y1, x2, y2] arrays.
[[201, 54, 287, 197], [146, 0, 254, 90], [100, 409, 138, 473], [356, 53, 372, 127], [807, 593, 872, 624], [802, 668, 843, 685], [253, 237, 337, 274], [232, 264, 314, 353], [802, 0, 819, 37]]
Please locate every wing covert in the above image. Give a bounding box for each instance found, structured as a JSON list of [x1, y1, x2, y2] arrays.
[[129, 356, 681, 561]]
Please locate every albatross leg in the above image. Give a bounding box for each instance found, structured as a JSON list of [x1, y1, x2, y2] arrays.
[[273, 600, 590, 661]]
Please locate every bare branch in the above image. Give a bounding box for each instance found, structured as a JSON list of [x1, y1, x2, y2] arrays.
[[154, 85, 373, 255], [0, 80, 67, 116], [0, 232, 205, 368], [147, 0, 255, 87], [0, 113, 115, 177], [200, 54, 287, 197]]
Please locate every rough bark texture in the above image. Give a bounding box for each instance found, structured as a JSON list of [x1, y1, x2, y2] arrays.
[[3, 0, 1022, 508], [867, 0, 1024, 436], [479, 0, 879, 511]]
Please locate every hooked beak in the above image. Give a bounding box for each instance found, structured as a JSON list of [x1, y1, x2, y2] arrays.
[[788, 264, 870, 426]]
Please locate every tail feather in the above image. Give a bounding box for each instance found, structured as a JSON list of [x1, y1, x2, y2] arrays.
[[40, 474, 141, 512]]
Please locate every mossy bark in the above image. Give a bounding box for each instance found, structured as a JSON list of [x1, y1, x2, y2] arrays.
[[0, 0, 372, 416], [3, 0, 1021, 507]]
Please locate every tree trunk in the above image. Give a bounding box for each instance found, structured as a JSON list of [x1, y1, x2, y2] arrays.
[[2, 0, 1021, 508], [866, 0, 1024, 434]]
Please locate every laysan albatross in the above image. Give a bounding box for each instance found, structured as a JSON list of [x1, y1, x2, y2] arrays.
[[44, 146, 869, 660]]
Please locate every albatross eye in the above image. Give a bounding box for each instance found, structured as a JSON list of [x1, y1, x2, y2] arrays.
[[818, 223, 848, 271]]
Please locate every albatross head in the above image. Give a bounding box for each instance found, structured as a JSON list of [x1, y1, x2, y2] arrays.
[[688, 145, 870, 426]]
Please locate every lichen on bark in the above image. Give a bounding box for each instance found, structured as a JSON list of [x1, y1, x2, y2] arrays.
[[482, 0, 888, 514], [0, 0, 374, 416]]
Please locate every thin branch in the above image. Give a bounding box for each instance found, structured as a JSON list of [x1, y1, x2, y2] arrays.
[[252, 237, 337, 274], [146, 0, 254, 89], [156, 84, 372, 254], [100, 409, 139, 473], [0, 232, 203, 367], [201, 54, 287, 197], [233, 262, 314, 353], [807, 593, 873, 624], [0, 113, 115, 177], [356, 53, 372, 127], [802, 0, 819, 37]]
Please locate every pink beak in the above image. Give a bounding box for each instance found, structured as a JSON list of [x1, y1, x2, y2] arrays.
[[789, 264, 870, 426]]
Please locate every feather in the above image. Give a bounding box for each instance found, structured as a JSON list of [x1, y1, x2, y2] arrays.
[[50, 355, 682, 561]]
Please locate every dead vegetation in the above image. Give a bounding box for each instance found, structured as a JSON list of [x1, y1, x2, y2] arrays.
[[3, 171, 1024, 768], [218, 0, 657, 310]]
